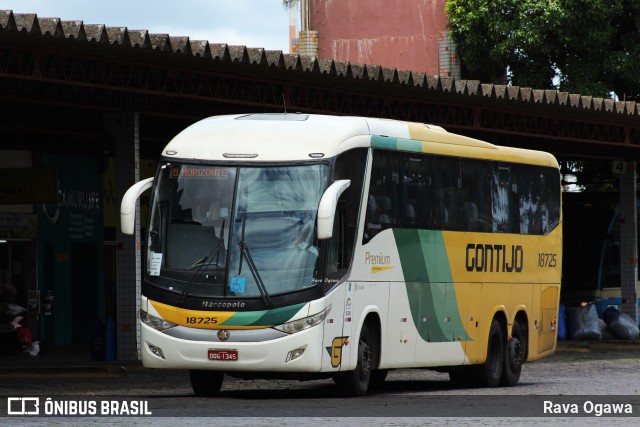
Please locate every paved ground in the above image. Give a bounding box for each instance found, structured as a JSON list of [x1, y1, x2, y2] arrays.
[[0, 342, 639, 425]]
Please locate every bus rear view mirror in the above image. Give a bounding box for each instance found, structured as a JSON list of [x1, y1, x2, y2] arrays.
[[120, 177, 154, 235], [317, 179, 350, 240]]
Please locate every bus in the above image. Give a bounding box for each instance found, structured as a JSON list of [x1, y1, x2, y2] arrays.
[[562, 192, 640, 322], [121, 113, 562, 396]]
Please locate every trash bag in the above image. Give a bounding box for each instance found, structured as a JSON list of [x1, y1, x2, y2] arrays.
[[17, 325, 32, 347], [23, 340, 40, 357], [598, 319, 615, 341], [603, 306, 640, 340], [557, 303, 567, 340], [565, 303, 601, 340]]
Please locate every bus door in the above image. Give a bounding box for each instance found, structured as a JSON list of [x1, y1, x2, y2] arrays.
[[537, 284, 559, 354], [335, 280, 388, 371], [321, 280, 349, 372]]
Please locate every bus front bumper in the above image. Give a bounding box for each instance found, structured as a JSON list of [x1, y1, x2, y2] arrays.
[[140, 322, 325, 372]]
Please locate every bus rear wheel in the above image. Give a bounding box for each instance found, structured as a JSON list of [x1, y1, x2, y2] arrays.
[[189, 370, 224, 397], [501, 319, 526, 386], [333, 323, 375, 396], [473, 318, 504, 387]]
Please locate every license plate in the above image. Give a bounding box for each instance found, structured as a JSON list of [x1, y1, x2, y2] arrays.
[[208, 349, 238, 361]]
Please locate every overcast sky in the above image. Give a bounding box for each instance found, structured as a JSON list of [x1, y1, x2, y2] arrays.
[[1, 1, 291, 51]]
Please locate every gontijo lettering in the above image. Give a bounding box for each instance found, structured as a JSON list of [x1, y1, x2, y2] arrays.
[[465, 243, 524, 272]]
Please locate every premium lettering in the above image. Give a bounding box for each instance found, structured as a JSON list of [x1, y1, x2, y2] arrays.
[[465, 243, 523, 273], [365, 251, 390, 265]]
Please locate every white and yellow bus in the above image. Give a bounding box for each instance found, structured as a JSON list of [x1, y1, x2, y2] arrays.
[[121, 113, 562, 396]]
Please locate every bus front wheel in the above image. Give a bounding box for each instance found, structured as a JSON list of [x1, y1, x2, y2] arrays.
[[333, 323, 375, 396], [189, 370, 224, 397]]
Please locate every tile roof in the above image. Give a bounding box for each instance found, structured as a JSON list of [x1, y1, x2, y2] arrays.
[[1, 10, 638, 120]]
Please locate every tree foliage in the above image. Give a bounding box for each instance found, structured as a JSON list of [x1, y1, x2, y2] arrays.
[[445, 0, 640, 100], [561, 160, 618, 192]]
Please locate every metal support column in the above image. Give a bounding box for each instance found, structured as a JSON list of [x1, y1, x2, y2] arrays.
[[105, 112, 142, 361], [619, 161, 639, 323]]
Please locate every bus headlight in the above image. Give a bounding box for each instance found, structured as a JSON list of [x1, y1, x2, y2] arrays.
[[273, 306, 331, 334], [140, 310, 177, 331]]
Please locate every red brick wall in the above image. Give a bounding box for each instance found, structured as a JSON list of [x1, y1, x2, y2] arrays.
[[310, 0, 448, 74]]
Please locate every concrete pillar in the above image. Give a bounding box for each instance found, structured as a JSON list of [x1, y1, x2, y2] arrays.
[[618, 161, 639, 323], [104, 112, 141, 361]]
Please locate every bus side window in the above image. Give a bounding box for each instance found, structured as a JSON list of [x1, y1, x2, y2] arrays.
[[517, 166, 560, 235], [491, 164, 519, 233], [363, 150, 400, 243], [460, 159, 492, 232], [518, 165, 542, 234], [333, 148, 367, 268], [400, 153, 433, 229], [432, 156, 462, 230], [327, 203, 346, 275], [542, 169, 561, 234]]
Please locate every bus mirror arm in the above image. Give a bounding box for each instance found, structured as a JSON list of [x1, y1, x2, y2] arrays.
[[120, 177, 154, 235], [317, 179, 351, 240]]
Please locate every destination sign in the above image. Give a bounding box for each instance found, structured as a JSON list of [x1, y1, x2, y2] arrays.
[[171, 166, 229, 179]]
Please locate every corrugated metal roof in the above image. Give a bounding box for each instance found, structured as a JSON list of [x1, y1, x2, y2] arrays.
[[1, 9, 638, 119]]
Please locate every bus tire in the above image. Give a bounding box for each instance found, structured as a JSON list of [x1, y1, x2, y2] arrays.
[[334, 323, 375, 396], [473, 318, 504, 387], [189, 370, 224, 397], [501, 319, 526, 387]]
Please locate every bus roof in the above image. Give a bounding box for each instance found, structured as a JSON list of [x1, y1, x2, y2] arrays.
[[162, 113, 558, 168]]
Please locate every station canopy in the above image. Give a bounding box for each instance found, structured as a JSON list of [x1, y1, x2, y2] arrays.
[[1, 10, 639, 160]]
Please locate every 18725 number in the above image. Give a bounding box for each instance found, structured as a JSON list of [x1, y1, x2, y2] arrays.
[[185, 317, 218, 325], [538, 253, 557, 268]]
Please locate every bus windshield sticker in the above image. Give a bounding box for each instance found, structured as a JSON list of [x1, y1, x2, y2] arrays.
[[149, 252, 162, 276], [229, 276, 247, 294]]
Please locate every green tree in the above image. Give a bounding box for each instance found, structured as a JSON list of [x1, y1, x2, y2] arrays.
[[561, 160, 618, 192], [445, 0, 640, 100], [604, 1, 640, 101]]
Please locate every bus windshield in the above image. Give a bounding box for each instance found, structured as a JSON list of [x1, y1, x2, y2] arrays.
[[146, 162, 329, 300]]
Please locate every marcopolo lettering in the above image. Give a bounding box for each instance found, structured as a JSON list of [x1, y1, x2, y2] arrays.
[[465, 243, 524, 273], [201, 300, 245, 309]]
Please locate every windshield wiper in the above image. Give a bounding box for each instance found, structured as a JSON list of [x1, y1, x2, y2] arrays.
[[237, 217, 272, 306], [187, 220, 226, 271]]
